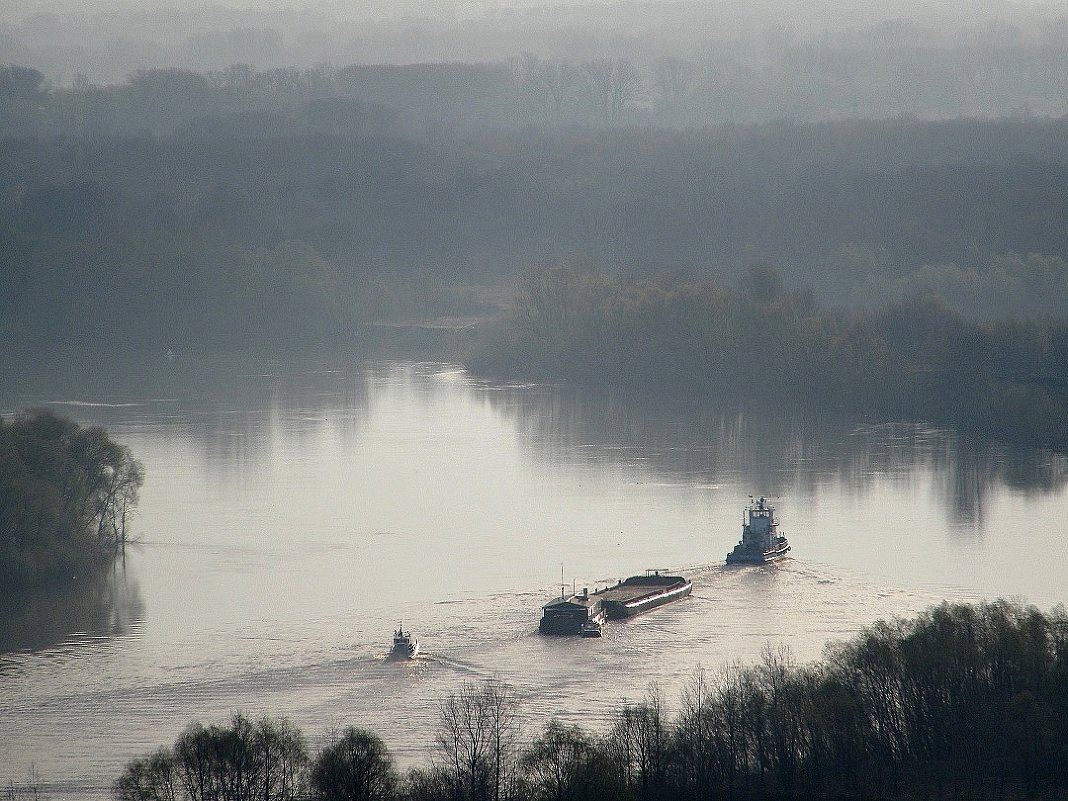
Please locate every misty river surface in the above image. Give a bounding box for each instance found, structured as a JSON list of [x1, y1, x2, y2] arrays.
[[3, 357, 1068, 798]]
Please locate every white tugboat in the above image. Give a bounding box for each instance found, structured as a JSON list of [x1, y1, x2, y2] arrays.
[[390, 624, 420, 659], [726, 496, 791, 564]]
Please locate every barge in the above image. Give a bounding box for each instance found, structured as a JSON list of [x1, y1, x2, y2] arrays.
[[597, 573, 693, 618], [539, 572, 692, 635], [725, 496, 791, 564]]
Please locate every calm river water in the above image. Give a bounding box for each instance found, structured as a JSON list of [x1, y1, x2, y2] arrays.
[[2, 357, 1067, 798]]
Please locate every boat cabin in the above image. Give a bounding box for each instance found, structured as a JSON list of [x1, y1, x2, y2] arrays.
[[727, 495, 791, 564], [539, 588, 604, 634]]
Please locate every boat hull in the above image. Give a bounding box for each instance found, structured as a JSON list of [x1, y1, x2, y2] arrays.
[[601, 579, 693, 619], [539, 617, 586, 635], [726, 542, 791, 565], [580, 622, 603, 637], [389, 638, 420, 659]]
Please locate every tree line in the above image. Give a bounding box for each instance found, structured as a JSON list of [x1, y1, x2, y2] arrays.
[[6, 114, 1068, 355], [0, 409, 143, 590], [114, 600, 1068, 801], [471, 267, 1068, 449], [9, 4, 1068, 132]]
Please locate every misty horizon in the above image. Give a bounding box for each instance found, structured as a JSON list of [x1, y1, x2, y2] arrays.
[[6, 0, 1068, 793], [7, 0, 1068, 86]]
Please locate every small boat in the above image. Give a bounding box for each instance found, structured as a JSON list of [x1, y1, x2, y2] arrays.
[[580, 619, 603, 638], [390, 624, 420, 659], [726, 496, 791, 564]]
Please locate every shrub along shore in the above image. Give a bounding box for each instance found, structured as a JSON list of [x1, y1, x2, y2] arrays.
[[471, 267, 1068, 449], [115, 600, 1068, 801]]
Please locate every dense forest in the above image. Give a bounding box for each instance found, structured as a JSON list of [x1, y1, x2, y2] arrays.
[[471, 267, 1068, 448], [0, 409, 143, 589], [6, 2, 1068, 797], [6, 61, 1068, 357], [112, 600, 1068, 801], [5, 52, 1068, 446]]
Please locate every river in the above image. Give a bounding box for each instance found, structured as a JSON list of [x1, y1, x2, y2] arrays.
[[2, 356, 1066, 798]]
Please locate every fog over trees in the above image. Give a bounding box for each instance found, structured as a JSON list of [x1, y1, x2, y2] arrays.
[[6, 3, 1068, 797], [4, 1, 1068, 438], [469, 266, 1068, 447], [7, 0, 1068, 121]]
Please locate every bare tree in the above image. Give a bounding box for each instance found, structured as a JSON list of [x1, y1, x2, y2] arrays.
[[513, 267, 583, 341], [756, 643, 808, 792], [609, 59, 641, 121], [541, 61, 578, 122], [710, 662, 752, 794], [258, 717, 309, 801], [401, 767, 452, 801], [608, 685, 671, 801], [113, 748, 180, 801], [673, 667, 720, 800], [3, 767, 45, 801], [162, 714, 307, 801], [580, 58, 641, 123], [510, 52, 544, 123], [651, 57, 695, 122], [580, 60, 613, 122], [434, 680, 520, 801], [521, 720, 617, 801]]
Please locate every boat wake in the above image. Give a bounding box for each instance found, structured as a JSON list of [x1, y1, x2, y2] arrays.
[[418, 653, 493, 679]]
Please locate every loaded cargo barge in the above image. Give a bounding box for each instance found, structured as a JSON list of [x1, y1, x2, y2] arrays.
[[539, 572, 692, 635]]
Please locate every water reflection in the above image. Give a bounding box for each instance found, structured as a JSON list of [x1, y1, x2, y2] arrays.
[[8, 355, 1065, 526], [2, 353, 374, 484], [2, 357, 1067, 796], [5, 356, 1067, 548], [485, 383, 1068, 536], [0, 565, 144, 656]]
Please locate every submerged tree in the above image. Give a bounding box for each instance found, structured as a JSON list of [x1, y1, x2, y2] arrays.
[[0, 409, 144, 589]]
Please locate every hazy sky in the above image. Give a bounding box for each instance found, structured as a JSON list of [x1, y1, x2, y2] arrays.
[[5, 0, 1068, 85], [4, 0, 1064, 25]]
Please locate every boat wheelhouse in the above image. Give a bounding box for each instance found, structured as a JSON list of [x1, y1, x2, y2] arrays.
[[539, 588, 604, 635], [725, 496, 791, 564], [390, 624, 420, 659]]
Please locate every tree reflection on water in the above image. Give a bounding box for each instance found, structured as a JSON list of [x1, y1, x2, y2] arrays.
[[488, 381, 1068, 536], [0, 564, 144, 655]]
